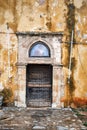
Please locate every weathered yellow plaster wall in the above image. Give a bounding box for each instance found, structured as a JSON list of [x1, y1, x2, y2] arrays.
[[73, 45, 87, 97], [0, 25, 17, 92], [75, 0, 87, 43], [0, 0, 66, 104], [73, 0, 87, 106], [0, 0, 87, 107], [0, 0, 66, 32], [61, 0, 87, 107]]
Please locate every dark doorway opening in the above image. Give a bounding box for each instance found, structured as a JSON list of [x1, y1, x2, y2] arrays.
[[26, 64, 52, 107]]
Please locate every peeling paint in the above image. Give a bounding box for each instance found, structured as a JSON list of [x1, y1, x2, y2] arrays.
[[0, 0, 87, 107], [74, 0, 83, 9]]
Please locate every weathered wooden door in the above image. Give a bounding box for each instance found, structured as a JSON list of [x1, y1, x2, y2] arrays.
[[26, 64, 52, 107]]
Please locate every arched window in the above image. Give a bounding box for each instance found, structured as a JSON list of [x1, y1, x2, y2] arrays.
[[29, 41, 50, 57]]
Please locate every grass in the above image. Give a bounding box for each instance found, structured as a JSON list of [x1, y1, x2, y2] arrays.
[[72, 107, 87, 127], [83, 122, 87, 127]]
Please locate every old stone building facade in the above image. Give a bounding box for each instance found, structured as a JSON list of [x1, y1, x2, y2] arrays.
[[16, 32, 64, 107], [0, 0, 87, 108]]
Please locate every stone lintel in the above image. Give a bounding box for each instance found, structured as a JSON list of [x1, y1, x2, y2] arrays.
[[16, 31, 63, 37]]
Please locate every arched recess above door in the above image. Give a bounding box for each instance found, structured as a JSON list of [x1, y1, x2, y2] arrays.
[[29, 41, 50, 57]]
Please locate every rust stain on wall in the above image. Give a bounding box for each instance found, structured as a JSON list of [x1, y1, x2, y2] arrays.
[[0, 0, 87, 107]]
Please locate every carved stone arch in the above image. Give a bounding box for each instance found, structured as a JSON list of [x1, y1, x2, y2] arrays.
[[27, 39, 54, 59], [29, 41, 50, 57]]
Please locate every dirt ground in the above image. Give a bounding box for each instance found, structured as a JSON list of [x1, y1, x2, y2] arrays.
[[0, 107, 87, 130]]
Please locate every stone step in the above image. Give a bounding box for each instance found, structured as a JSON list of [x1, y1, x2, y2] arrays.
[[32, 125, 46, 130], [57, 126, 68, 130]]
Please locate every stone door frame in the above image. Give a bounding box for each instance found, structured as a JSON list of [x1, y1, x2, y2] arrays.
[[16, 32, 64, 108]]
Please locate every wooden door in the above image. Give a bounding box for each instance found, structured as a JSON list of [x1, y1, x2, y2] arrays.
[[26, 64, 52, 107]]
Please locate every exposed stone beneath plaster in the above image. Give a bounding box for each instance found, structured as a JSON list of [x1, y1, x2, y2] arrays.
[[0, 0, 87, 108]]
